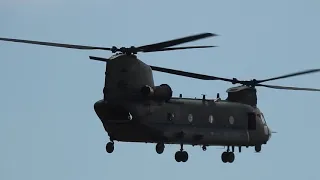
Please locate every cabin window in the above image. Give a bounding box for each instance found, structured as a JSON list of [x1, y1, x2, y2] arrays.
[[209, 115, 214, 123], [128, 112, 133, 120], [229, 116, 235, 125], [188, 114, 193, 123]]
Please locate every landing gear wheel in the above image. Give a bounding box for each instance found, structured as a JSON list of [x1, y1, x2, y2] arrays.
[[202, 145, 207, 151], [221, 152, 228, 163], [156, 143, 165, 154], [221, 152, 235, 163], [227, 152, 235, 163], [175, 151, 182, 162], [106, 142, 114, 153], [255, 145, 262, 152], [175, 151, 189, 162], [181, 151, 188, 162]]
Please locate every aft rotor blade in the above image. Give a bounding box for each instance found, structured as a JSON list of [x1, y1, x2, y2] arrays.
[[0, 37, 112, 50], [257, 84, 320, 92], [137, 33, 217, 51], [256, 69, 320, 84], [150, 65, 234, 82], [142, 45, 217, 52]]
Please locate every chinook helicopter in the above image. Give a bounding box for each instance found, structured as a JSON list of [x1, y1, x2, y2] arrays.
[[1, 33, 320, 164]]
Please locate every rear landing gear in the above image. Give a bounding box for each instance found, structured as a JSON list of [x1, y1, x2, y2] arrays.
[[106, 142, 114, 153], [221, 146, 235, 163], [221, 152, 235, 163], [175, 144, 188, 162], [175, 151, 188, 162]]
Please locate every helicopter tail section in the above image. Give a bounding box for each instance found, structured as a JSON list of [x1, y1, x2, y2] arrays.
[[90, 54, 155, 102]]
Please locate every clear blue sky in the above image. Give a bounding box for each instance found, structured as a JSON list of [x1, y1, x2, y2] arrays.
[[1, 0, 320, 179]]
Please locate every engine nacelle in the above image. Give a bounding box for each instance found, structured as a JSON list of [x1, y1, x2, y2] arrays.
[[140, 84, 172, 101]]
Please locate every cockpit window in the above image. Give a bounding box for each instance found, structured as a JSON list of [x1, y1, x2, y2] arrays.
[[260, 113, 266, 124], [256, 112, 266, 124]]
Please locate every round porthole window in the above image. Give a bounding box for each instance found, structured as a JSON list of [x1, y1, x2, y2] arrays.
[[209, 115, 214, 123], [229, 116, 235, 124], [188, 114, 193, 122]]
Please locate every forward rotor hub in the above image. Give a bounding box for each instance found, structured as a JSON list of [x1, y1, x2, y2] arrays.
[[111, 46, 138, 54]]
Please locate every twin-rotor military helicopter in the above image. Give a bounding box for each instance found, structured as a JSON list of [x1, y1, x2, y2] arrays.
[[1, 32, 320, 163]]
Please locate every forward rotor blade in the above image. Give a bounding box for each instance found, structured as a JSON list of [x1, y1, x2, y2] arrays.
[[0, 37, 112, 50], [257, 69, 320, 84], [150, 65, 234, 82], [89, 56, 109, 62], [142, 45, 217, 52], [137, 33, 217, 51], [257, 84, 320, 92]]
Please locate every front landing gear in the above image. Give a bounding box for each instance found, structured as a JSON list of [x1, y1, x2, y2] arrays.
[[175, 144, 188, 162], [156, 143, 165, 154], [255, 145, 262, 153], [106, 142, 114, 153]]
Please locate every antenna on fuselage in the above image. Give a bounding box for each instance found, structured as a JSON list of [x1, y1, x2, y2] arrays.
[[103, 60, 108, 101], [202, 94, 206, 101]]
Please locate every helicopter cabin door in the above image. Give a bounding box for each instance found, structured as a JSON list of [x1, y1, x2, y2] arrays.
[[247, 112, 256, 130]]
